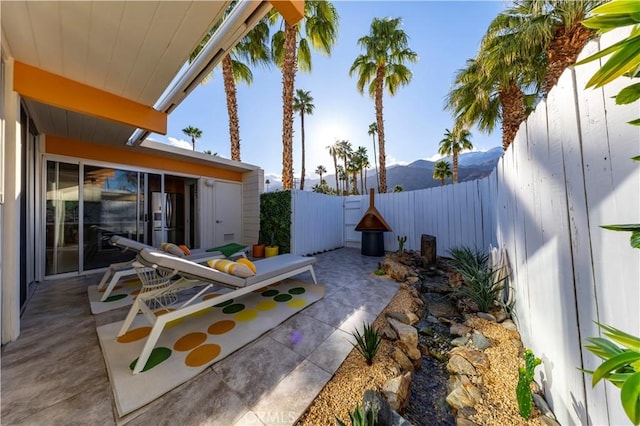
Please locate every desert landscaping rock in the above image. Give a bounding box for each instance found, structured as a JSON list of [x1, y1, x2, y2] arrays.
[[450, 322, 472, 337], [471, 331, 491, 350], [380, 324, 399, 340], [451, 336, 469, 347], [447, 354, 477, 376], [453, 347, 490, 370], [501, 319, 518, 331], [533, 393, 556, 419], [425, 293, 460, 318], [456, 417, 481, 426], [539, 415, 562, 426], [490, 309, 507, 323], [387, 310, 419, 325], [388, 318, 418, 349], [476, 312, 496, 322], [445, 381, 483, 409], [391, 347, 414, 372], [404, 346, 422, 362], [383, 372, 412, 411], [363, 390, 394, 426]]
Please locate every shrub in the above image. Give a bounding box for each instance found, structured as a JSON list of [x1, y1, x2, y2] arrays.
[[516, 349, 542, 419], [448, 246, 507, 313], [335, 404, 376, 426], [351, 322, 382, 366]]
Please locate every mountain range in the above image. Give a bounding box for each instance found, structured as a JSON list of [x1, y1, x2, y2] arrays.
[[267, 147, 503, 192]]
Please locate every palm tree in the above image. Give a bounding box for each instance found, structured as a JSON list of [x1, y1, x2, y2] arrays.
[[293, 89, 315, 190], [354, 146, 369, 194], [270, 1, 339, 190], [392, 185, 404, 193], [182, 126, 202, 151], [327, 143, 340, 193], [265, 179, 271, 192], [350, 17, 418, 193], [315, 165, 327, 183], [190, 12, 270, 161], [492, 0, 604, 97], [335, 165, 346, 194], [438, 128, 473, 184], [433, 160, 452, 186], [335, 140, 353, 194], [367, 122, 380, 192]]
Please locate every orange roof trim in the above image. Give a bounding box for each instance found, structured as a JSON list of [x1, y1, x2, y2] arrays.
[[13, 61, 167, 135], [270, 0, 304, 25]]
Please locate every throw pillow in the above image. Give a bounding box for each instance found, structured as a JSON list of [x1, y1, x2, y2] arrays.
[[178, 245, 191, 256], [160, 242, 186, 257], [236, 258, 257, 274], [207, 259, 255, 278]]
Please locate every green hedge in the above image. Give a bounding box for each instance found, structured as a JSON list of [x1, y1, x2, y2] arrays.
[[259, 190, 291, 253]]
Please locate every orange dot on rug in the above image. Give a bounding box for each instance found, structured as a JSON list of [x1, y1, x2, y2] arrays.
[[174, 332, 208, 352], [117, 327, 152, 343], [203, 293, 221, 300], [185, 344, 221, 367], [207, 320, 235, 335]]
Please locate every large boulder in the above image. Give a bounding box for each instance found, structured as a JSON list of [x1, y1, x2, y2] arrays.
[[383, 372, 412, 411]]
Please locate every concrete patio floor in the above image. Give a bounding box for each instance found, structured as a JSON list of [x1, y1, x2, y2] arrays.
[[1, 248, 399, 425]]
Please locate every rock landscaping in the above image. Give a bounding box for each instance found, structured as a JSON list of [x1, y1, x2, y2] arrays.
[[298, 250, 559, 425]]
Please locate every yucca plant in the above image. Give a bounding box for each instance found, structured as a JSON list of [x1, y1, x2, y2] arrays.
[[335, 404, 376, 426], [583, 322, 640, 425], [351, 322, 382, 366], [448, 246, 506, 313]]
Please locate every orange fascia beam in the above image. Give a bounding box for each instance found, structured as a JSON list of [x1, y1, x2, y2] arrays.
[[13, 61, 166, 135], [269, 0, 304, 25]]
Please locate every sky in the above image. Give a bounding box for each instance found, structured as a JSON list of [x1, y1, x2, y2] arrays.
[[150, 1, 507, 184]]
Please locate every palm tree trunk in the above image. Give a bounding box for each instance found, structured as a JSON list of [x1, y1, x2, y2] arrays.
[[222, 55, 241, 161], [361, 168, 365, 194], [440, 177, 445, 186], [300, 112, 306, 190], [375, 66, 386, 193], [343, 157, 349, 194], [281, 22, 298, 190], [191, 136, 196, 151], [544, 24, 594, 96], [499, 83, 526, 151], [453, 152, 459, 184], [372, 134, 379, 192], [333, 153, 339, 193]]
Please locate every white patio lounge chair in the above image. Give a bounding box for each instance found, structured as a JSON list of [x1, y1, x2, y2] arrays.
[[96, 235, 247, 302], [119, 248, 317, 374]]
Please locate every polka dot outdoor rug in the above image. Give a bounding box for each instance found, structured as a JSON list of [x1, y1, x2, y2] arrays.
[[96, 279, 325, 417], [88, 277, 143, 314]]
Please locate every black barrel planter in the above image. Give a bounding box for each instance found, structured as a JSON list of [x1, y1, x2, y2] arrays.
[[355, 189, 392, 257]]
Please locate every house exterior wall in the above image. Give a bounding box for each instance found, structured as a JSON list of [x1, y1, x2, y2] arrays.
[[242, 169, 263, 247]]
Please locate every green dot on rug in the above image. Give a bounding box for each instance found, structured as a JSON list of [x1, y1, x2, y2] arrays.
[[288, 287, 306, 295], [129, 347, 172, 373], [274, 294, 293, 302], [222, 303, 245, 314], [214, 299, 234, 308], [261, 289, 279, 297]]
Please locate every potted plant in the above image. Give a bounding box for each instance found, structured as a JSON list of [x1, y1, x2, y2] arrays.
[[265, 232, 279, 258], [252, 242, 265, 258]]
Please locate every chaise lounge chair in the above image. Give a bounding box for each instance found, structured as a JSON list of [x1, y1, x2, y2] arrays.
[[96, 236, 247, 302], [119, 248, 317, 374]]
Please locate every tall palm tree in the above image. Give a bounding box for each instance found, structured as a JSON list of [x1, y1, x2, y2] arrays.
[[335, 165, 346, 194], [336, 140, 353, 194], [182, 126, 202, 151], [492, 0, 604, 97], [367, 122, 379, 192], [355, 146, 369, 194], [315, 165, 327, 183], [433, 160, 452, 186], [190, 11, 270, 161], [438, 128, 473, 183], [270, 1, 339, 190], [293, 89, 315, 190], [350, 17, 418, 193], [327, 143, 340, 193]]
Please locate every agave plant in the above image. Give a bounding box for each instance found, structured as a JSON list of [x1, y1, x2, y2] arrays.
[[351, 322, 382, 366], [583, 322, 640, 424], [335, 404, 376, 426]]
